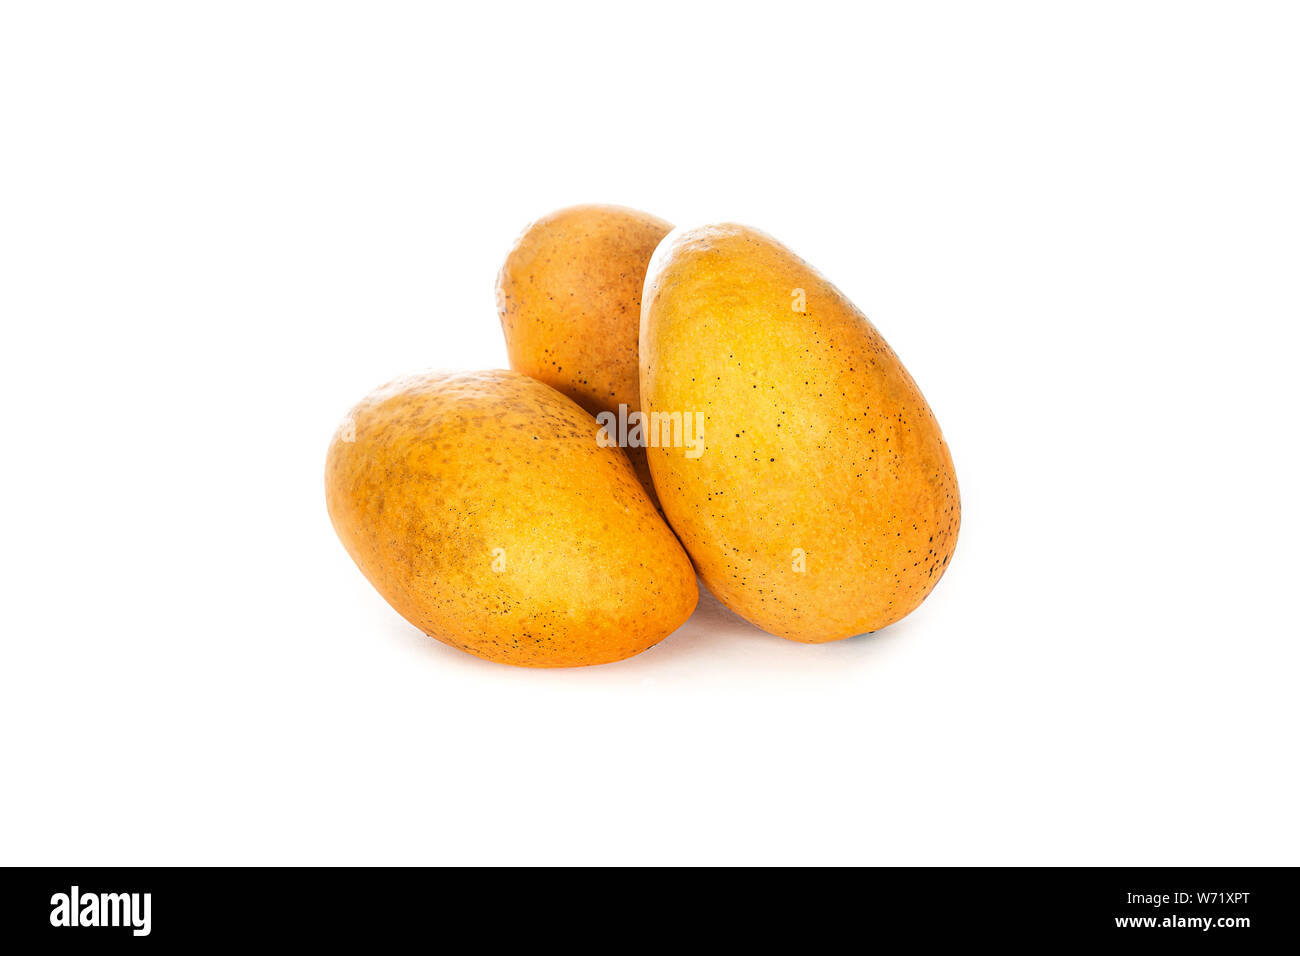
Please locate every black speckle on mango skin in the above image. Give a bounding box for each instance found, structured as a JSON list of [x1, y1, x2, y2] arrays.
[[640, 224, 960, 643], [325, 369, 698, 667]]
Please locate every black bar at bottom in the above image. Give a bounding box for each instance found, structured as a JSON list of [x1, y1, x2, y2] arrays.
[[0, 866, 1292, 945]]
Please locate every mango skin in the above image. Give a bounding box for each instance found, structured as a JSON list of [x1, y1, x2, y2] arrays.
[[325, 369, 697, 667], [640, 224, 959, 642], [496, 204, 673, 502]]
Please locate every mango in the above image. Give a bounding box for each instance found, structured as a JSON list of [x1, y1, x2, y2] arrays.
[[325, 369, 697, 667], [640, 224, 959, 642], [496, 204, 672, 501]]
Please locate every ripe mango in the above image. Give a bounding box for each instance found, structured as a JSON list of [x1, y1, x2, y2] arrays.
[[325, 369, 697, 666], [496, 204, 672, 501], [640, 224, 959, 642]]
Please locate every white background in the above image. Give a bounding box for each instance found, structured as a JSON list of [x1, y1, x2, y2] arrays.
[[2, 2, 1297, 865]]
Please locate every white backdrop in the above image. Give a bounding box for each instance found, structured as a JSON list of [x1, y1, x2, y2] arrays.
[[2, 2, 1297, 865]]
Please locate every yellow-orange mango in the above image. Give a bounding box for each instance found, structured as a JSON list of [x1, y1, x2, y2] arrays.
[[496, 204, 672, 501], [325, 369, 697, 667], [640, 224, 959, 642]]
